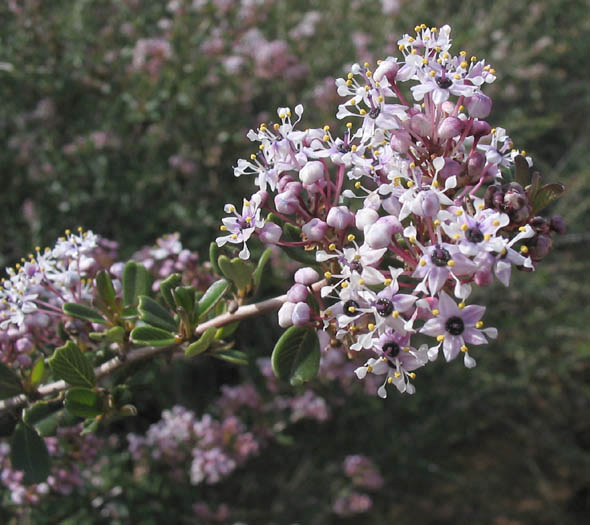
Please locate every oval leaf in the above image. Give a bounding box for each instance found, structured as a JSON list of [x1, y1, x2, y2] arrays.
[[123, 261, 151, 307], [10, 422, 51, 485], [65, 388, 104, 418], [96, 270, 116, 307], [212, 349, 248, 366], [160, 273, 182, 310], [271, 326, 320, 386], [253, 248, 272, 294], [513, 154, 531, 187], [62, 302, 106, 325], [48, 341, 95, 388], [28, 359, 45, 390], [138, 296, 177, 332], [185, 326, 217, 357], [532, 183, 566, 214], [217, 256, 254, 292], [198, 279, 230, 320], [209, 241, 222, 275], [0, 361, 24, 400], [130, 325, 177, 347]]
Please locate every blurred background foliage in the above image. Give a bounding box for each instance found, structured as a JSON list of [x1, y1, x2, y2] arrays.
[[0, 0, 589, 523]]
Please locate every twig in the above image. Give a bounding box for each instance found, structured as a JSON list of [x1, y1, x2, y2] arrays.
[[0, 280, 326, 413]]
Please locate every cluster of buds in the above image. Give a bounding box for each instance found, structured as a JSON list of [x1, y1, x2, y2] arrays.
[[217, 24, 565, 397]]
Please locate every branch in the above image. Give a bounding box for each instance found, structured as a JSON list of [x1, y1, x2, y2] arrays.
[[0, 281, 325, 412]]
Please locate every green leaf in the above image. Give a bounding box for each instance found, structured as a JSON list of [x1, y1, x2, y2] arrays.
[[81, 418, 100, 435], [271, 326, 320, 386], [10, 422, 51, 485], [89, 325, 125, 343], [212, 349, 248, 366], [62, 302, 106, 325], [0, 412, 18, 438], [95, 270, 116, 307], [253, 247, 272, 293], [532, 183, 566, 214], [185, 326, 217, 357], [513, 154, 531, 187], [217, 255, 254, 292], [172, 286, 196, 316], [160, 273, 182, 310], [209, 241, 222, 275], [0, 361, 24, 400], [216, 321, 240, 339], [65, 388, 104, 418], [28, 359, 45, 389], [198, 279, 230, 320], [130, 325, 177, 346], [138, 296, 177, 332], [122, 261, 151, 307], [23, 399, 62, 427], [48, 341, 95, 388]]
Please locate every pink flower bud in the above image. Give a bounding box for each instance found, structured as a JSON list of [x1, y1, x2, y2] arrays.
[[390, 129, 412, 153], [258, 222, 282, 244], [470, 120, 492, 137], [467, 151, 486, 180], [366, 217, 401, 249], [550, 215, 566, 235], [465, 93, 492, 118], [414, 190, 440, 217], [299, 161, 325, 184], [373, 59, 399, 85], [287, 283, 309, 303], [277, 175, 295, 193], [326, 206, 354, 230], [292, 302, 311, 326], [439, 158, 461, 180], [274, 191, 299, 214], [16, 338, 33, 352], [278, 302, 295, 327], [409, 113, 433, 138], [284, 181, 302, 195], [253, 190, 269, 207], [441, 101, 455, 114], [355, 208, 379, 230], [294, 267, 319, 285], [302, 218, 328, 241], [437, 117, 464, 139]]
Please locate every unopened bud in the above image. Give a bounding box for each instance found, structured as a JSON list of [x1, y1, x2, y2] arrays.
[[292, 302, 311, 326], [409, 113, 433, 137], [550, 214, 566, 235], [474, 269, 493, 286], [467, 151, 486, 180], [299, 161, 325, 185], [278, 302, 296, 327], [437, 117, 464, 140], [366, 216, 401, 249], [326, 206, 354, 230], [277, 175, 295, 193], [302, 218, 328, 241], [390, 129, 412, 153], [287, 283, 309, 303], [413, 190, 440, 217], [274, 191, 299, 214], [439, 158, 461, 180], [373, 59, 399, 85], [529, 234, 552, 261], [294, 267, 319, 285], [465, 93, 492, 118], [470, 120, 492, 138], [355, 208, 379, 230], [258, 222, 282, 244]]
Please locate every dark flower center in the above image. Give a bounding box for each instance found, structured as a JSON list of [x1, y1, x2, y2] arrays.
[[431, 246, 451, 267], [466, 227, 484, 243], [445, 316, 465, 336], [383, 341, 401, 359], [435, 76, 453, 89], [349, 260, 363, 273], [369, 107, 381, 119], [375, 298, 394, 317], [337, 142, 351, 153], [343, 300, 360, 315]]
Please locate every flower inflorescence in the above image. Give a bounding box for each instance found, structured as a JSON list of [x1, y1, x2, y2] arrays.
[[217, 24, 565, 397]]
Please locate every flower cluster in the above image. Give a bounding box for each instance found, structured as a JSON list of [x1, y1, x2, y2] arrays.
[[217, 24, 565, 397], [332, 455, 384, 518], [0, 229, 109, 367]]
